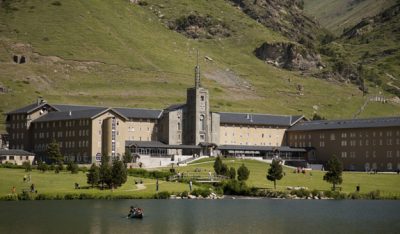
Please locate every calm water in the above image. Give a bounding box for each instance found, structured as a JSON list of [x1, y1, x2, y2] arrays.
[[0, 199, 399, 234]]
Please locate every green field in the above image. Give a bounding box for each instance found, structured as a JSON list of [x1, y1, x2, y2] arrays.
[[176, 158, 400, 196], [0, 168, 193, 198], [1, 158, 400, 199], [1, 0, 399, 132]]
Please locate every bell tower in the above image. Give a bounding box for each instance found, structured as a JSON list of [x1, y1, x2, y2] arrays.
[[184, 51, 211, 146]]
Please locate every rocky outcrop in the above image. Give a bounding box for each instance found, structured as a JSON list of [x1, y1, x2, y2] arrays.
[[230, 0, 322, 48], [168, 13, 231, 39], [254, 42, 322, 71]]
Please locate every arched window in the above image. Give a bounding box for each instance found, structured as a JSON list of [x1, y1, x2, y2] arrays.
[[200, 115, 205, 131]]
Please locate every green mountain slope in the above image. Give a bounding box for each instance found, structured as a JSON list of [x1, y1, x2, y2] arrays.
[[304, 0, 397, 35], [0, 0, 399, 131]]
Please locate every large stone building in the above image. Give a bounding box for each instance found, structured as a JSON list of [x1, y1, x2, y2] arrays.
[[286, 117, 400, 171], [4, 65, 400, 170]]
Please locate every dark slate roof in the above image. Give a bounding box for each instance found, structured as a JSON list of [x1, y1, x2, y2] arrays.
[[0, 149, 35, 156], [219, 112, 304, 126], [52, 104, 104, 112], [125, 141, 201, 149], [288, 116, 400, 131], [32, 108, 109, 122], [113, 108, 162, 120], [164, 103, 186, 112], [6, 102, 58, 114], [217, 145, 306, 152]]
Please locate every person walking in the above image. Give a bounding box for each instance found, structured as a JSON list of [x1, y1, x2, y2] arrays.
[[189, 180, 193, 192], [156, 179, 159, 192]]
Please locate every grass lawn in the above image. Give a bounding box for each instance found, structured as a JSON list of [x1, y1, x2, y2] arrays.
[[2, 157, 400, 199], [0, 168, 194, 198], [171, 158, 400, 196]]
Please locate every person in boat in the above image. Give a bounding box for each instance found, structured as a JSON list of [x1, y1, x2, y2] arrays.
[[128, 206, 135, 217]]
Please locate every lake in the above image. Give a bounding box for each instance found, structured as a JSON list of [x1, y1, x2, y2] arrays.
[[0, 199, 399, 234]]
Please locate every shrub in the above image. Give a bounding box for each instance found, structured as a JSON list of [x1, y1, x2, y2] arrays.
[[18, 191, 34, 200], [366, 190, 381, 200], [290, 189, 310, 198], [222, 180, 250, 195], [191, 188, 211, 198], [180, 191, 189, 198], [67, 162, 79, 174], [154, 191, 170, 199], [22, 161, 32, 172]]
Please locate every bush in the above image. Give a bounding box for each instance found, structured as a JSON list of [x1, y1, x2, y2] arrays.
[[0, 162, 23, 169], [18, 191, 34, 200], [290, 189, 310, 198], [67, 162, 79, 174], [153, 191, 170, 199], [191, 188, 211, 198], [366, 190, 381, 200], [222, 180, 250, 195], [22, 161, 32, 172], [180, 191, 189, 198], [127, 168, 172, 179]]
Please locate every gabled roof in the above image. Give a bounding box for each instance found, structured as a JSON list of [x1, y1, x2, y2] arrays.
[[287, 116, 400, 131], [52, 104, 104, 112], [32, 108, 128, 122], [0, 149, 35, 156], [164, 103, 186, 112], [113, 108, 162, 120], [6, 102, 59, 115], [219, 112, 304, 127]]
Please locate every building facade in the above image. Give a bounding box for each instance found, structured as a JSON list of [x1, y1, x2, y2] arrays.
[[286, 118, 400, 171], [4, 65, 400, 170]]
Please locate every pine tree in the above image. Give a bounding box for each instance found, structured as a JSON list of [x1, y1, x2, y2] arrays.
[[229, 167, 236, 179], [122, 151, 133, 166], [237, 164, 250, 181], [99, 154, 112, 189], [87, 163, 100, 188], [267, 159, 284, 189], [323, 156, 343, 191], [213, 156, 223, 174], [46, 139, 63, 164], [111, 160, 127, 188]]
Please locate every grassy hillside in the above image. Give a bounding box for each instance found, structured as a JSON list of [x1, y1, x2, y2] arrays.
[[0, 0, 399, 131], [303, 0, 397, 34]]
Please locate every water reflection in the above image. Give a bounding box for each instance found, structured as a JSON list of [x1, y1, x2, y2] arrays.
[[0, 200, 399, 234]]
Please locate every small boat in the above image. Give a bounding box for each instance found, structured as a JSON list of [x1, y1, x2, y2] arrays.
[[128, 207, 144, 219]]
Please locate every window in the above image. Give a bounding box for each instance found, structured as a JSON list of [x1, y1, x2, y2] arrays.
[[341, 133, 347, 138], [201, 96, 204, 101], [387, 163, 392, 170], [387, 151, 392, 158], [365, 151, 369, 158], [177, 122, 181, 131], [341, 152, 347, 158], [350, 152, 356, 158], [330, 133, 335, 140], [387, 139, 392, 145], [200, 115, 205, 131], [319, 141, 325, 147], [341, 140, 347, 146]]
